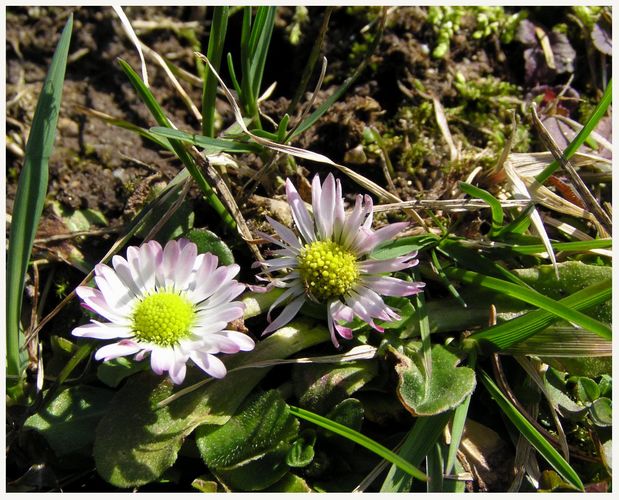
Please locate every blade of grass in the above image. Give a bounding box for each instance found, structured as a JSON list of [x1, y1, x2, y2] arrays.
[[535, 79, 612, 184], [458, 182, 504, 236], [506, 238, 612, 255], [468, 279, 611, 352], [479, 369, 584, 491], [149, 126, 260, 153], [380, 412, 452, 491], [444, 351, 476, 476], [118, 59, 235, 230], [248, 6, 276, 101], [202, 6, 229, 137], [443, 268, 611, 339], [7, 14, 73, 379], [289, 405, 428, 483]]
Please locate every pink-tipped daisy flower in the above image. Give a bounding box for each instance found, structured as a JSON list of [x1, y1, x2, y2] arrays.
[[257, 173, 425, 347], [72, 238, 254, 384]]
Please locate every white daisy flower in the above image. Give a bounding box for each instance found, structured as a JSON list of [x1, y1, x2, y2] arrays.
[[72, 239, 254, 384], [258, 173, 425, 347]]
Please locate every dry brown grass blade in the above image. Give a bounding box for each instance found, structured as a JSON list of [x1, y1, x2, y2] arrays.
[[530, 104, 612, 234], [432, 93, 459, 162], [113, 6, 149, 86]]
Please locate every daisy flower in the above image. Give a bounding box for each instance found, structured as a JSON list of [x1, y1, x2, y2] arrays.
[[72, 239, 254, 384], [258, 173, 425, 347]]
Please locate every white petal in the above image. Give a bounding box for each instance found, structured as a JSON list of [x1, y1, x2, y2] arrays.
[[77, 287, 129, 324], [286, 178, 316, 243], [93, 264, 134, 312], [190, 351, 227, 379], [173, 240, 198, 290], [94, 341, 141, 361], [168, 356, 187, 384], [263, 295, 306, 334], [332, 178, 346, 242], [265, 216, 302, 250], [72, 321, 133, 340], [267, 283, 305, 321], [358, 254, 418, 274], [315, 173, 336, 240], [355, 222, 409, 255], [111, 255, 143, 296], [150, 347, 174, 375], [361, 276, 425, 297]]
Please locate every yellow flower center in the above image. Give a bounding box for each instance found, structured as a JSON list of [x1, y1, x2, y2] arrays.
[[298, 240, 359, 302], [132, 291, 195, 346]]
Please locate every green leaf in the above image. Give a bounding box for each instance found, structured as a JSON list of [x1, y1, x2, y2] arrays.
[[286, 430, 316, 468], [97, 357, 149, 388], [268, 473, 313, 492], [212, 443, 291, 491], [196, 390, 298, 468], [24, 386, 113, 456], [589, 397, 612, 427], [390, 344, 476, 416], [479, 369, 584, 491], [323, 398, 364, 452], [7, 14, 73, 379], [93, 321, 329, 487], [183, 228, 234, 265], [292, 360, 377, 414], [573, 376, 600, 404], [191, 476, 218, 492]]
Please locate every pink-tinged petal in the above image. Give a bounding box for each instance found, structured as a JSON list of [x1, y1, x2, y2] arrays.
[[190, 351, 227, 379], [358, 254, 419, 274], [150, 347, 174, 375], [334, 305, 354, 324], [361, 275, 425, 296], [94, 264, 134, 312], [159, 239, 181, 286], [332, 178, 346, 242], [195, 304, 245, 326], [173, 240, 198, 290], [335, 323, 353, 339], [217, 330, 256, 351], [111, 255, 143, 296], [266, 216, 302, 250], [259, 256, 298, 271], [313, 173, 336, 240], [138, 240, 163, 290], [286, 178, 316, 243], [72, 321, 133, 340], [192, 321, 229, 336], [357, 222, 409, 255], [344, 292, 384, 332], [125, 245, 148, 291], [191, 264, 241, 303], [77, 287, 129, 324], [340, 194, 372, 249], [263, 295, 306, 335], [202, 282, 245, 308], [353, 285, 398, 321], [255, 230, 296, 251], [361, 194, 374, 230], [94, 340, 141, 361], [267, 284, 305, 322], [168, 356, 188, 384]]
